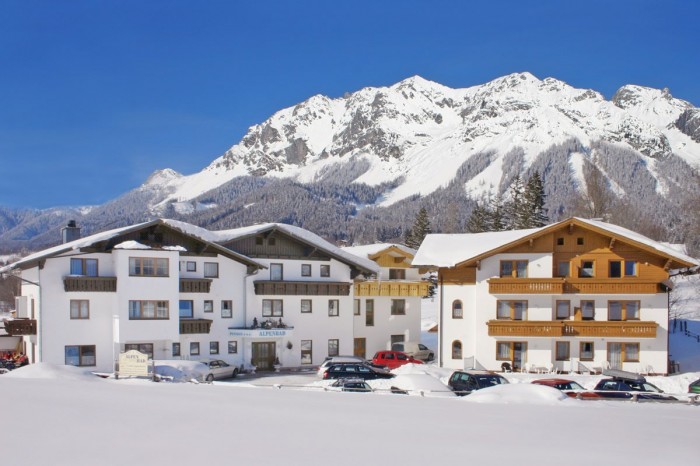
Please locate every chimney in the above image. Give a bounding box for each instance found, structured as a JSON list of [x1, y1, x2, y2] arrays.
[[61, 220, 81, 243]]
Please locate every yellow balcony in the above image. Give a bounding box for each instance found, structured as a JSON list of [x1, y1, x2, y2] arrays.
[[487, 320, 657, 338], [488, 278, 564, 294], [488, 278, 663, 295], [354, 281, 430, 297]]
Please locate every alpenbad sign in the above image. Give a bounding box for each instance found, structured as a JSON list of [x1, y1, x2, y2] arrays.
[[118, 350, 148, 377]]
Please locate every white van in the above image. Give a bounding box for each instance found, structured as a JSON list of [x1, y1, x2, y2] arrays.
[[391, 342, 434, 362]]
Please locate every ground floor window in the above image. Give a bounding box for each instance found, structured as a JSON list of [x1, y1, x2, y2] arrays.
[[391, 335, 404, 346], [328, 339, 339, 357], [452, 340, 462, 359], [496, 341, 528, 371], [125, 343, 154, 359], [210, 341, 219, 355], [228, 341, 238, 354], [579, 341, 594, 361], [607, 342, 640, 366], [172, 342, 181, 357], [555, 341, 570, 361], [65, 345, 96, 367], [301, 340, 312, 364], [190, 342, 200, 356]]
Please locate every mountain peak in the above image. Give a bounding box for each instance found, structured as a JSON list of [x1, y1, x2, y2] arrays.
[[143, 168, 182, 187]]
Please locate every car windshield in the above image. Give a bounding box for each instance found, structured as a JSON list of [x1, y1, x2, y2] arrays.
[[476, 375, 507, 387], [558, 381, 585, 390]]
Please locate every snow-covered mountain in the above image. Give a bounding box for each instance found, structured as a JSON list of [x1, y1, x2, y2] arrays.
[[148, 72, 699, 213]]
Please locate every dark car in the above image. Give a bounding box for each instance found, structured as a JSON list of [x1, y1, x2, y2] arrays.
[[688, 379, 700, 394], [329, 378, 373, 393], [448, 370, 509, 396], [593, 373, 676, 401], [322, 363, 395, 380]]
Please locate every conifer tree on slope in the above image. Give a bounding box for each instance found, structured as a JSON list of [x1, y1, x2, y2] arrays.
[[524, 171, 548, 227], [405, 207, 432, 249]]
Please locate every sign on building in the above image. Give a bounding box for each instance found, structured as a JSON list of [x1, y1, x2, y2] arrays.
[[118, 350, 148, 377]]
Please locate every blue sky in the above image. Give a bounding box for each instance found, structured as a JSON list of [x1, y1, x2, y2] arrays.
[[1, 0, 698, 209]]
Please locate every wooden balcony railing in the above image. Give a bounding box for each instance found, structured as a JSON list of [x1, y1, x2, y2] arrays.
[[179, 318, 213, 335], [254, 281, 351, 296], [354, 281, 431, 297], [488, 278, 663, 295], [64, 276, 117, 292], [4, 319, 37, 336], [487, 320, 657, 338], [179, 278, 212, 293]]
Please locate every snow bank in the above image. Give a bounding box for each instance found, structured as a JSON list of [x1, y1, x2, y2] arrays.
[[154, 359, 206, 382], [465, 383, 571, 404], [3, 362, 103, 381]]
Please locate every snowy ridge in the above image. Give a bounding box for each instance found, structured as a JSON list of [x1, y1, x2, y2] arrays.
[[143, 72, 699, 212]]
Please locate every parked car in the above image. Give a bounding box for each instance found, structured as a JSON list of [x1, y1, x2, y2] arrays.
[[593, 373, 676, 401], [329, 378, 373, 393], [531, 378, 600, 399], [322, 362, 395, 380], [316, 356, 386, 377], [372, 351, 424, 370], [688, 378, 700, 394], [448, 370, 509, 396], [198, 359, 239, 382], [391, 341, 435, 361]]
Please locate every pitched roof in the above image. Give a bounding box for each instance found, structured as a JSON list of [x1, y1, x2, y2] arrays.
[[342, 243, 417, 260], [413, 217, 699, 269]]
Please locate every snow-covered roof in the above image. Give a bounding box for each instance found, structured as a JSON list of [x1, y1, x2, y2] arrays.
[[0, 219, 266, 273], [342, 243, 417, 259], [212, 223, 380, 274], [413, 218, 699, 268]]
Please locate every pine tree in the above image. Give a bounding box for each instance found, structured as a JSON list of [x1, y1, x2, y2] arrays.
[[504, 175, 526, 229], [467, 202, 489, 233], [406, 207, 431, 249], [486, 193, 506, 231], [524, 171, 548, 227]]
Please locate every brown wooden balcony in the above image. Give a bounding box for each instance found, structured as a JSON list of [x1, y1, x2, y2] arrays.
[[254, 281, 351, 296], [64, 276, 117, 292], [4, 319, 37, 336], [354, 281, 431, 297], [179, 278, 212, 293], [487, 320, 657, 338], [488, 278, 663, 295], [179, 318, 213, 334]]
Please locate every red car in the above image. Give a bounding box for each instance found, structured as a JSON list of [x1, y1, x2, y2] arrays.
[[531, 378, 601, 399], [372, 351, 424, 370]]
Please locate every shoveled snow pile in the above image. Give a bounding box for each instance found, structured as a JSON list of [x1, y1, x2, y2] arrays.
[[153, 360, 207, 382], [465, 383, 571, 404], [3, 362, 103, 381]]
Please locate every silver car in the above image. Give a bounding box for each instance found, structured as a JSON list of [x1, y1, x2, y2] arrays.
[[198, 359, 239, 382]]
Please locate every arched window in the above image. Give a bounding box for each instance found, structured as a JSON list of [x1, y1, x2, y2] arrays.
[[452, 300, 463, 319], [452, 340, 462, 359]]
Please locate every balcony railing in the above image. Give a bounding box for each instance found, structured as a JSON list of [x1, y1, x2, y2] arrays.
[[179, 278, 212, 293], [354, 281, 431, 297], [488, 278, 663, 295], [179, 318, 213, 334], [64, 276, 117, 292], [254, 281, 351, 296], [487, 320, 657, 338], [4, 319, 37, 336]]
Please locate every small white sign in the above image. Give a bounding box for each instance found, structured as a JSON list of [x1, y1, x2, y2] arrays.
[[118, 350, 148, 377]]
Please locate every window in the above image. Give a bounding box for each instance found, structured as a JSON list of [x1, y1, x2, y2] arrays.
[[610, 260, 638, 277], [129, 301, 169, 320], [70, 300, 89, 319], [129, 257, 169, 277], [624, 261, 637, 277], [556, 237, 564, 246], [608, 342, 640, 363], [190, 342, 200, 356], [577, 237, 584, 245], [579, 260, 594, 278], [328, 339, 339, 357], [301, 340, 312, 364], [65, 345, 96, 367], [270, 263, 283, 280], [320, 265, 330, 277], [500, 260, 528, 278], [452, 340, 462, 359], [301, 299, 312, 314], [354, 299, 360, 316], [179, 300, 194, 318], [452, 300, 463, 319], [496, 342, 528, 363], [556, 300, 570, 320], [301, 264, 311, 277], [609, 260, 622, 278], [268, 237, 276, 246], [580, 301, 595, 320], [580, 342, 594, 361], [608, 301, 640, 321], [228, 341, 238, 354], [328, 300, 339, 317], [497, 300, 527, 320], [391, 299, 406, 315], [172, 343, 181, 357], [210, 342, 219, 355], [263, 299, 283, 317], [365, 300, 374, 326], [186, 261, 196, 272], [125, 343, 153, 359], [70, 258, 98, 276], [389, 269, 406, 280], [557, 261, 570, 277], [555, 341, 570, 361], [203, 262, 219, 278], [391, 334, 405, 346], [255, 236, 264, 245], [203, 300, 213, 313], [221, 300, 233, 318]]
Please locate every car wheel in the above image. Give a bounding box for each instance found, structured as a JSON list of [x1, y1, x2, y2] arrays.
[[206, 374, 214, 382], [232, 368, 239, 378]]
